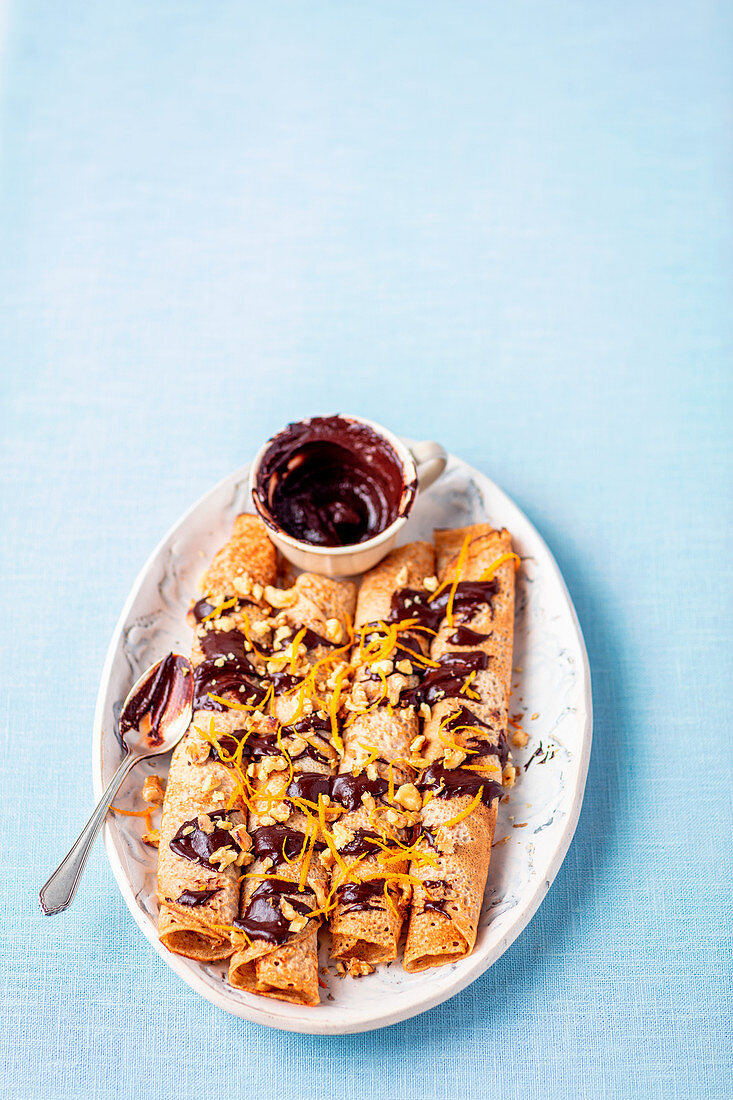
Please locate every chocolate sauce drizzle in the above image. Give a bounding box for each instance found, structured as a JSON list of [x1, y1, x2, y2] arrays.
[[175, 887, 223, 907], [419, 762, 503, 805], [413, 824, 440, 851], [421, 879, 450, 915], [443, 706, 509, 766], [169, 811, 239, 868], [446, 625, 492, 646], [339, 829, 384, 858], [233, 879, 312, 945], [281, 627, 338, 651], [286, 772, 332, 805], [191, 597, 252, 624], [269, 670, 303, 693], [192, 641, 267, 712], [330, 773, 389, 812], [386, 580, 499, 640], [199, 628, 251, 664], [209, 728, 272, 762], [251, 825, 309, 865], [402, 651, 488, 707], [336, 879, 387, 913]]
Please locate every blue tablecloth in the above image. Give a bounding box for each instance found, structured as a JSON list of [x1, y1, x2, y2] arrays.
[[1, 2, 730, 1097]]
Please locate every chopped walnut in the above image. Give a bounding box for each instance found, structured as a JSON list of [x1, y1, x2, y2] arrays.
[[201, 773, 220, 794], [197, 814, 215, 834], [231, 824, 251, 849], [235, 849, 254, 867], [502, 763, 517, 788], [187, 740, 211, 765], [332, 821, 352, 848], [443, 748, 466, 770], [269, 801, 291, 824], [423, 575, 438, 592], [385, 809, 408, 828], [281, 900, 300, 921], [326, 661, 350, 690], [419, 703, 432, 720], [396, 659, 413, 675], [261, 757, 284, 777], [264, 585, 295, 609], [289, 915, 308, 933], [346, 959, 375, 977], [410, 734, 426, 752], [142, 830, 160, 847], [232, 576, 252, 597], [394, 783, 422, 812], [325, 618, 343, 644], [267, 656, 288, 674], [512, 728, 529, 748], [209, 846, 238, 869], [366, 762, 379, 781], [371, 659, 394, 676], [141, 775, 165, 804]]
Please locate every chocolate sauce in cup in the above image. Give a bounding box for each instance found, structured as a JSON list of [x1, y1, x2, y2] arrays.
[[250, 414, 446, 576]]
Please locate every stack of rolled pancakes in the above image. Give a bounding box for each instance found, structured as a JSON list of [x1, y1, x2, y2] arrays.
[[156, 514, 516, 1004]]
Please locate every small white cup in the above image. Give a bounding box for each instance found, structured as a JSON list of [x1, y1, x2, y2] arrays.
[[249, 414, 447, 576]]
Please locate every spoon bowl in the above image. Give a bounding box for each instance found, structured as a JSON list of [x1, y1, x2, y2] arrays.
[[119, 652, 194, 757], [40, 653, 193, 915]]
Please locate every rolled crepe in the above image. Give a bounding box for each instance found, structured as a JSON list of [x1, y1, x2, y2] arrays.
[[157, 515, 277, 960], [328, 542, 436, 970], [403, 525, 516, 972], [228, 573, 356, 1005]]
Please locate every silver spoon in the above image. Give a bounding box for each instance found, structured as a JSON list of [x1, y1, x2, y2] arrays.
[[39, 653, 193, 915]]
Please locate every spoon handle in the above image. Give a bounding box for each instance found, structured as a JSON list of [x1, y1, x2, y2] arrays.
[[39, 754, 140, 915]]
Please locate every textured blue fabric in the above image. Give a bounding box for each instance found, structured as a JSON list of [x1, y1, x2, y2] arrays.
[[1, 2, 731, 1098]]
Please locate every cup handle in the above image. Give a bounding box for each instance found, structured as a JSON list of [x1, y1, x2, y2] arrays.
[[409, 440, 448, 493]]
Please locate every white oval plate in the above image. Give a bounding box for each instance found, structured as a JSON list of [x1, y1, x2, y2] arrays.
[[93, 449, 591, 1034]]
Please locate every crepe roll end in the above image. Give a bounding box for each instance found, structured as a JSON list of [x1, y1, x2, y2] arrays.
[[158, 904, 234, 961], [229, 927, 320, 1006]]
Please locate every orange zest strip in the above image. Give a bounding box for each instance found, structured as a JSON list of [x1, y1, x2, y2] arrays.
[[478, 552, 521, 582], [201, 596, 238, 623], [440, 786, 484, 826], [208, 685, 273, 712], [237, 611, 269, 660], [328, 666, 349, 756], [383, 880, 401, 921], [459, 670, 480, 699], [298, 825, 316, 892], [111, 806, 150, 817], [445, 533, 472, 626], [212, 922, 252, 946], [289, 628, 307, 673], [317, 795, 349, 876]]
